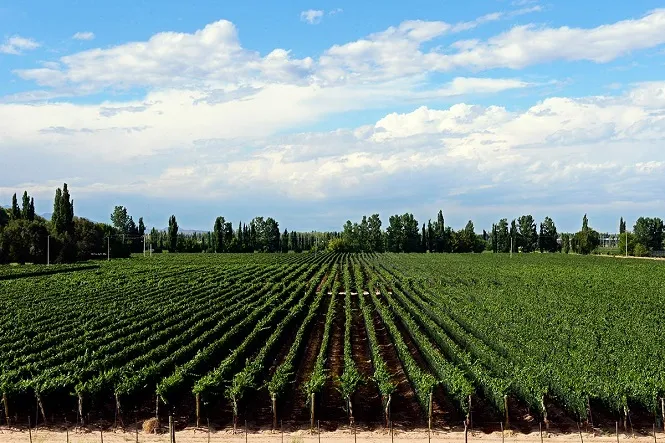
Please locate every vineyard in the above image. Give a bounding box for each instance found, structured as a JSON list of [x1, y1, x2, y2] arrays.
[[1, 253, 664, 434]]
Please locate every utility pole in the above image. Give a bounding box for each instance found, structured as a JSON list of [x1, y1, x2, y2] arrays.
[[47, 235, 50, 266], [510, 236, 513, 258], [625, 229, 628, 257], [143, 235, 146, 256], [107, 237, 110, 261]]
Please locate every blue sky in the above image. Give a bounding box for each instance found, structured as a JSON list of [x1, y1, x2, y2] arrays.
[[1, 1, 664, 233]]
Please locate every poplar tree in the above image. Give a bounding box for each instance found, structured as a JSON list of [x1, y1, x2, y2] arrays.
[[11, 193, 20, 220], [21, 191, 30, 220], [168, 215, 178, 252]]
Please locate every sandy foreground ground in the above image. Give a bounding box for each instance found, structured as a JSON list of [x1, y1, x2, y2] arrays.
[[0, 428, 662, 443]]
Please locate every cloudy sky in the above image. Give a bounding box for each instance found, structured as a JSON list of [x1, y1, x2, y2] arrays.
[[1, 0, 664, 232]]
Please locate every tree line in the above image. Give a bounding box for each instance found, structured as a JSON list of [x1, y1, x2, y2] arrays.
[[1, 184, 663, 264]]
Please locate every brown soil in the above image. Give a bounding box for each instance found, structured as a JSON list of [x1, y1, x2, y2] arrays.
[[367, 295, 423, 428], [282, 300, 327, 425], [4, 427, 662, 443], [320, 294, 346, 429], [350, 293, 383, 426]]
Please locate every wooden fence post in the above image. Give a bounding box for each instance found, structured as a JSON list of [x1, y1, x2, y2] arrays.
[[540, 422, 543, 443], [196, 393, 200, 429], [2, 392, 8, 425], [78, 394, 84, 427], [310, 393, 315, 434]]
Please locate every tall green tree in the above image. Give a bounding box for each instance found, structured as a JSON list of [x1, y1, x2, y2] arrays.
[[496, 219, 510, 253], [633, 217, 664, 251], [517, 215, 538, 252], [110, 206, 130, 233], [574, 214, 600, 254], [213, 216, 225, 252], [386, 215, 404, 252], [540, 217, 559, 253], [21, 191, 30, 220], [168, 215, 178, 252], [368, 214, 383, 252], [28, 198, 35, 221], [138, 217, 146, 237], [11, 193, 20, 220], [281, 229, 289, 252], [509, 219, 518, 253], [61, 183, 74, 235], [0, 208, 8, 228]]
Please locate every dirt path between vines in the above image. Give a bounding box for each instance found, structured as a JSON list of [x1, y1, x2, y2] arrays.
[[2, 428, 662, 443]]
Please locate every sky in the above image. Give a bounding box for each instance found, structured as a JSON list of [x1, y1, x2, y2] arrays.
[[1, 0, 664, 233]]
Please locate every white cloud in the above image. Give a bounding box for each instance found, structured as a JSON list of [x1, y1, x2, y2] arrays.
[[3, 11, 665, 230], [0, 35, 39, 55], [12, 9, 665, 96], [1, 82, 664, 219], [300, 10, 324, 24], [72, 31, 95, 41]]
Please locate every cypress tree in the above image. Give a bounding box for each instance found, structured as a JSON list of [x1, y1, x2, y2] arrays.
[[138, 217, 146, 236], [168, 215, 178, 252], [28, 197, 35, 221], [52, 188, 63, 233], [11, 193, 20, 220], [21, 191, 30, 220], [61, 183, 74, 235]]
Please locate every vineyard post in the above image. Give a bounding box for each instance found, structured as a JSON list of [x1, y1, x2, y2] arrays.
[[504, 395, 509, 429], [587, 396, 594, 433], [654, 423, 657, 443], [318, 420, 321, 443], [616, 421, 619, 443], [661, 398, 664, 431], [245, 420, 248, 443], [115, 393, 123, 429], [310, 393, 315, 434], [208, 418, 211, 443], [78, 394, 84, 426], [385, 394, 391, 429], [428, 392, 433, 435], [281, 420, 283, 443], [155, 394, 159, 420], [540, 422, 543, 443], [468, 395, 473, 430], [501, 422, 504, 443], [168, 415, 172, 443], [2, 392, 8, 425], [541, 395, 549, 431], [272, 394, 277, 431], [66, 426, 69, 443], [195, 394, 200, 429], [136, 416, 139, 443], [390, 421, 393, 443], [28, 416, 32, 443]]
